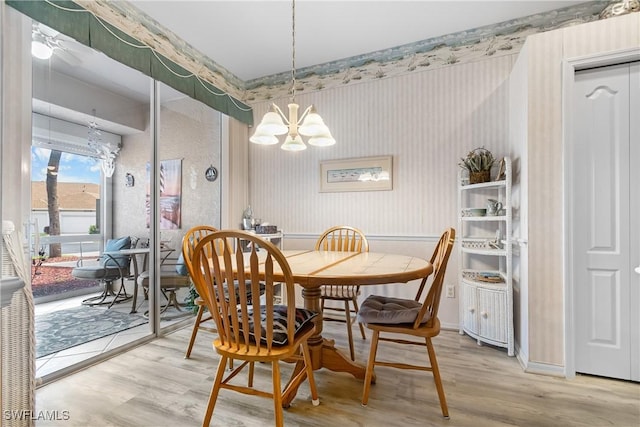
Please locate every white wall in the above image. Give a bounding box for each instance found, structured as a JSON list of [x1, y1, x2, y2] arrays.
[[509, 41, 530, 364], [1, 5, 31, 234], [113, 95, 223, 247], [247, 54, 516, 329], [31, 210, 96, 235]]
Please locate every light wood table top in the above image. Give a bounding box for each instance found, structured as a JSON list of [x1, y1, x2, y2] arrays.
[[229, 249, 432, 287], [221, 249, 433, 406]]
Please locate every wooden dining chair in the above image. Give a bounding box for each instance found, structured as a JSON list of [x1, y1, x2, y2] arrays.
[[316, 225, 369, 361], [192, 230, 319, 427], [358, 227, 455, 418], [182, 225, 219, 358]]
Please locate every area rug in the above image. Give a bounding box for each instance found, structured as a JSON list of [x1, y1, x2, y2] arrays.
[[35, 306, 147, 358]]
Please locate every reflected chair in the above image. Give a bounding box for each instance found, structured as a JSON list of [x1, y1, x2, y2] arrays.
[[192, 230, 319, 427], [182, 225, 219, 358], [316, 225, 369, 361], [358, 227, 455, 418], [72, 236, 134, 308], [136, 254, 191, 317]]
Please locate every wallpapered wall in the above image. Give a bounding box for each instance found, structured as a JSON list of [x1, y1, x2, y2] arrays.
[[114, 95, 222, 248], [247, 53, 517, 328], [522, 13, 640, 369]]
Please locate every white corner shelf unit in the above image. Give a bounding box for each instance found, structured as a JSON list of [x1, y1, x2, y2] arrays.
[[458, 157, 514, 356]]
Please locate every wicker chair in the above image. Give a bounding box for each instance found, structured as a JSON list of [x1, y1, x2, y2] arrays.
[[358, 228, 455, 418], [316, 225, 369, 361]]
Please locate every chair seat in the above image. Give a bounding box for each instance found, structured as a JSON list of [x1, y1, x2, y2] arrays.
[[320, 284, 360, 299], [357, 294, 431, 325], [235, 305, 318, 346], [137, 270, 191, 289], [71, 265, 123, 280], [215, 322, 316, 361]]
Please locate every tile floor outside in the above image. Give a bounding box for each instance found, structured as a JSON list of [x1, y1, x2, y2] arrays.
[[34, 283, 193, 379]]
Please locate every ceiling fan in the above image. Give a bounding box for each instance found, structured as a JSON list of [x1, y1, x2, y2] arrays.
[[31, 23, 88, 66]]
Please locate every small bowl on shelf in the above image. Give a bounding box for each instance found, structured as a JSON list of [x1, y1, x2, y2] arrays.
[[462, 208, 486, 217]]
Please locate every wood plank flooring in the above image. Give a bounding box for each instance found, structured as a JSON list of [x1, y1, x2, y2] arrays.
[[35, 322, 640, 426]]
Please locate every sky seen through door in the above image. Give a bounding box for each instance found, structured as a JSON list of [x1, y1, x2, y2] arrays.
[[31, 147, 101, 184]]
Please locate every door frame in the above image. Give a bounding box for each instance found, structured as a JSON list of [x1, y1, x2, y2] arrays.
[[563, 47, 640, 379]]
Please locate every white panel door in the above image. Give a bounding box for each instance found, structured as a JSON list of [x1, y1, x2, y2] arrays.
[[572, 63, 639, 381]]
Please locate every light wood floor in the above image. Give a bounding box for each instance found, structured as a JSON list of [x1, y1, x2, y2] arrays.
[[36, 322, 639, 427]]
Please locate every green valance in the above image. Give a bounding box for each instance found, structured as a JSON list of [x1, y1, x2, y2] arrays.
[[6, 0, 253, 125]]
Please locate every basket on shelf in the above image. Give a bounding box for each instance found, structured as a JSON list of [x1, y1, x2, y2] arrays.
[[462, 270, 505, 283], [469, 170, 491, 184], [459, 147, 495, 184], [461, 239, 491, 249]]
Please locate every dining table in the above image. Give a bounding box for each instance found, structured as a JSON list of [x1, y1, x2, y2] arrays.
[[220, 249, 433, 406]]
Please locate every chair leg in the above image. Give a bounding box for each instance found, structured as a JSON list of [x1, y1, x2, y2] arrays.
[[352, 297, 366, 340], [272, 360, 284, 427], [248, 362, 255, 387], [361, 329, 379, 406], [301, 340, 320, 406], [108, 278, 131, 309], [344, 299, 356, 361], [130, 277, 139, 314], [425, 337, 449, 419], [203, 355, 227, 427], [185, 304, 205, 358]]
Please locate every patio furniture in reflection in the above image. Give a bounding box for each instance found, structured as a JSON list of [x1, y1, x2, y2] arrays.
[[71, 236, 135, 308]]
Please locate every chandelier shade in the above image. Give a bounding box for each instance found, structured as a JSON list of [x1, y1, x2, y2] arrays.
[[298, 107, 330, 136], [249, 0, 335, 151], [249, 128, 280, 145], [281, 134, 307, 151], [255, 108, 288, 136], [308, 132, 336, 147]]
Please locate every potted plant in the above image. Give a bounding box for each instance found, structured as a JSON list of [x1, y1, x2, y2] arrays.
[[459, 147, 495, 184]]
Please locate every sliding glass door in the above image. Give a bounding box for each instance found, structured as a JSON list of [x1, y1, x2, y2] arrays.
[[31, 17, 155, 381], [154, 81, 223, 333], [6, 7, 227, 383]]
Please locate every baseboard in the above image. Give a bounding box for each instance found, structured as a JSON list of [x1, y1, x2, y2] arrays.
[[523, 360, 566, 377], [441, 322, 458, 331]]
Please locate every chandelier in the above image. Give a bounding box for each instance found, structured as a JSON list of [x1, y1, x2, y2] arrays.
[[250, 0, 335, 151], [88, 110, 120, 178]]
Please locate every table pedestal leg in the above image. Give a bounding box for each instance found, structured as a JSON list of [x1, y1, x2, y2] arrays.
[[282, 286, 373, 407]]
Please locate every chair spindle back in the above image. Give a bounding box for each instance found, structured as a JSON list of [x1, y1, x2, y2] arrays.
[[314, 225, 369, 253], [413, 227, 455, 329], [191, 230, 297, 353]]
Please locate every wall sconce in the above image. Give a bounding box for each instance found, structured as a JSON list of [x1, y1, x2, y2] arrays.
[[125, 173, 135, 187]]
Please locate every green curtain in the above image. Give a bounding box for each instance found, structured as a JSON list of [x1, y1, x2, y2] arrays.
[[7, 0, 253, 125]]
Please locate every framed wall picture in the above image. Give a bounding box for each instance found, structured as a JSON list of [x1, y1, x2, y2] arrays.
[[320, 156, 393, 192]]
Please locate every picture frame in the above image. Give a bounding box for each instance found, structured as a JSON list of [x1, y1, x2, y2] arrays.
[[320, 156, 393, 193]]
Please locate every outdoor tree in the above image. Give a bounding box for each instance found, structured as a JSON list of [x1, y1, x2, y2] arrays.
[[46, 150, 62, 258]]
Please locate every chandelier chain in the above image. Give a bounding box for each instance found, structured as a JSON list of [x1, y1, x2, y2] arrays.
[[291, 0, 296, 102]]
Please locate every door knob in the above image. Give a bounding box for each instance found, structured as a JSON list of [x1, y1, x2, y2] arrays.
[[635, 267, 640, 274]]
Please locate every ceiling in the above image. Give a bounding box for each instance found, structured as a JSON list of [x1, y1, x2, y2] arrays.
[[33, 0, 599, 129], [128, 0, 588, 82]]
